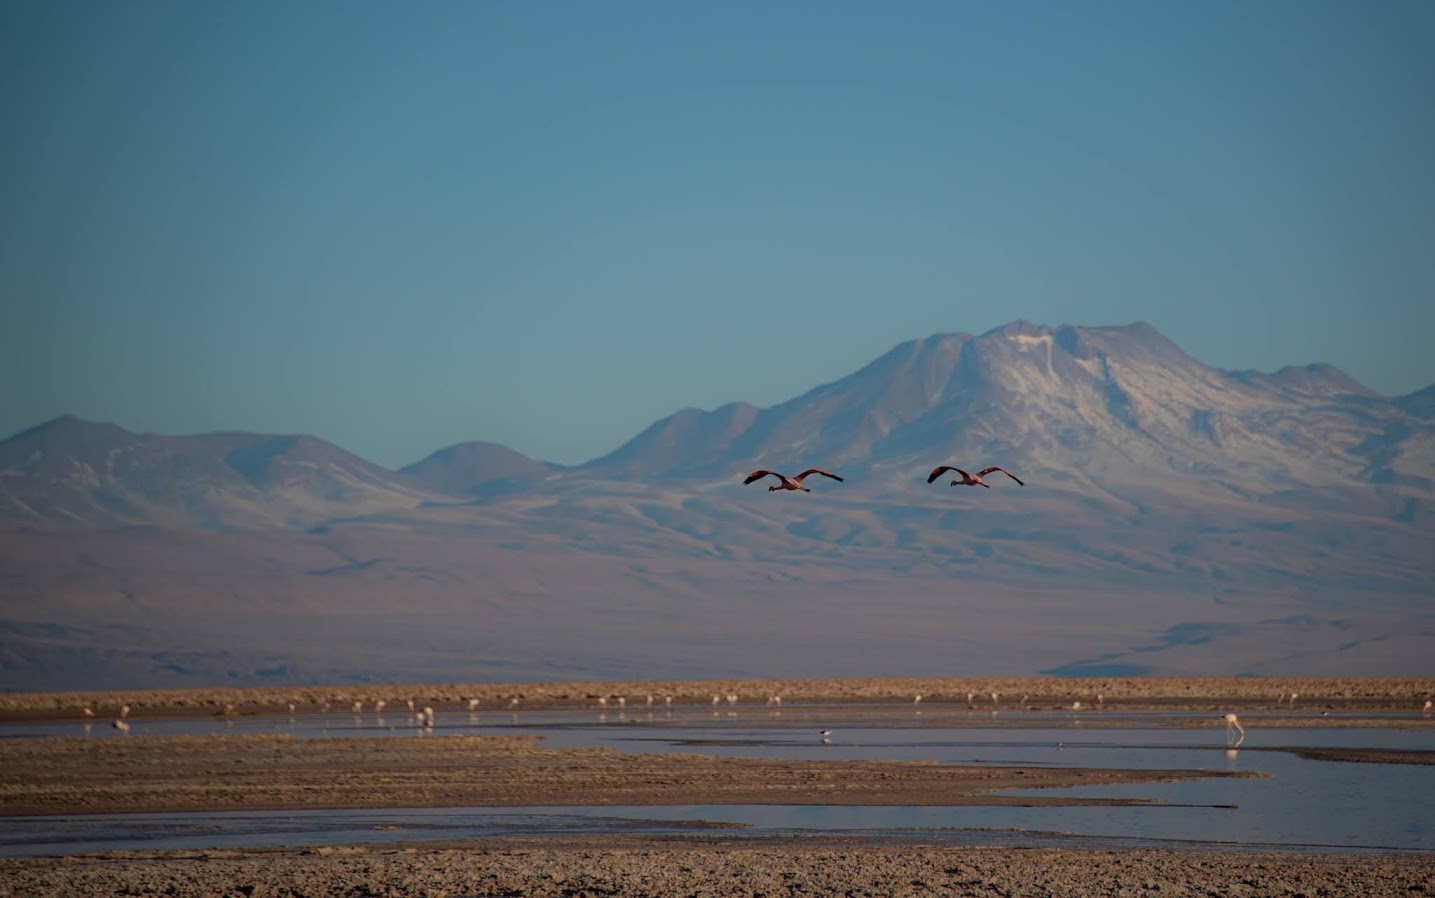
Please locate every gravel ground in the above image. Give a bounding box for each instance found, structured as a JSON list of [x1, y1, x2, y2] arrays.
[[2, 838, 1431, 897]]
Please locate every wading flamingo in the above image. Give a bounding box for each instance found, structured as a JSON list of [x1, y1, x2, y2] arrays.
[[1224, 712, 1245, 747], [927, 465, 1024, 488], [744, 469, 844, 492]]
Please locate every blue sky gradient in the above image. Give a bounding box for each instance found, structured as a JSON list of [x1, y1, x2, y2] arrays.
[[3, 1, 1432, 467]]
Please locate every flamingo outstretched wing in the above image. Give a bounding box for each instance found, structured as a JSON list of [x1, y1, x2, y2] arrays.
[[978, 466, 1024, 486], [794, 468, 843, 483], [743, 470, 782, 485], [926, 465, 967, 484]]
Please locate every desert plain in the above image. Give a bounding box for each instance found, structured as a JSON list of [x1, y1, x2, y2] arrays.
[[1, 676, 1432, 897]]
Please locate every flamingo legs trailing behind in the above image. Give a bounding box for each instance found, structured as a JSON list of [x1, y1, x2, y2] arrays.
[[744, 469, 844, 492], [927, 465, 1024, 488]]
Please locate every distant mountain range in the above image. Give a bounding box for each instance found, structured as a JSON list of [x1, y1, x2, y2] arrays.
[[577, 321, 1432, 498], [2, 322, 1431, 691]]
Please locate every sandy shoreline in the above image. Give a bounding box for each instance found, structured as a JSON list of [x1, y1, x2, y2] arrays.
[[0, 732, 1260, 817], [4, 675, 1432, 718]]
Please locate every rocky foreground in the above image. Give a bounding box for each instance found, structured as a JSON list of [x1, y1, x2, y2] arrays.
[[2, 839, 1432, 898]]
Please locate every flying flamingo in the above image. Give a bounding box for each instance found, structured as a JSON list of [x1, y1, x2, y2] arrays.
[[744, 469, 844, 492], [927, 465, 1024, 488]]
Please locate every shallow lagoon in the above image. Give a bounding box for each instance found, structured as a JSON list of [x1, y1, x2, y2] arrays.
[[3, 704, 1431, 856]]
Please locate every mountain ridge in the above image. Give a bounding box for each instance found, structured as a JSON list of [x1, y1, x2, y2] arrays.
[[401, 440, 561, 496], [0, 416, 447, 529], [1, 321, 1430, 689], [3, 321, 1430, 529]]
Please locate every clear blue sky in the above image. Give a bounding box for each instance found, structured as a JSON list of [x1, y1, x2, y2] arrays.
[[3, 1, 1432, 468]]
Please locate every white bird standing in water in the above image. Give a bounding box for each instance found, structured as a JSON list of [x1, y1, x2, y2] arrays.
[[1224, 712, 1245, 747]]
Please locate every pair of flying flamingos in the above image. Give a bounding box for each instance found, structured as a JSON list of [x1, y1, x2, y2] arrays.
[[744, 465, 1024, 492]]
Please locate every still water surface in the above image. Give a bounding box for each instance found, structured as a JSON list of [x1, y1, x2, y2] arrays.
[[4, 705, 1431, 856]]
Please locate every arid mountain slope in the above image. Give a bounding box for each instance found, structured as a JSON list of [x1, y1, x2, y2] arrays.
[[1, 322, 1430, 690], [0, 416, 447, 529]]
